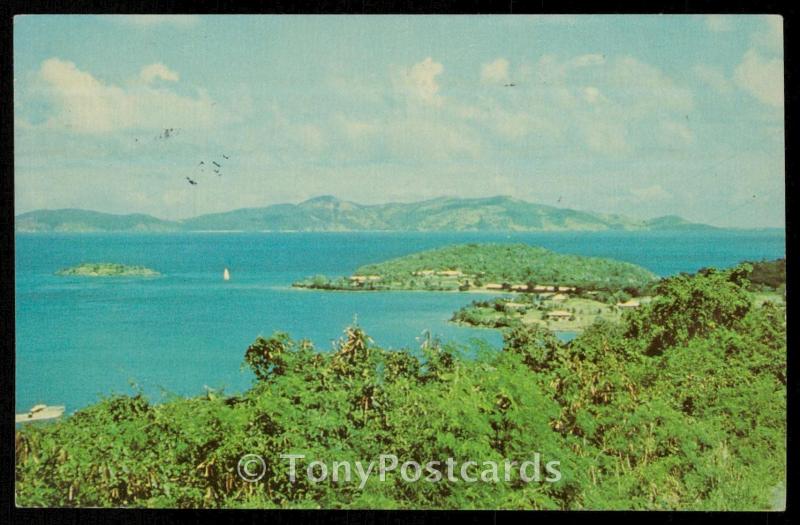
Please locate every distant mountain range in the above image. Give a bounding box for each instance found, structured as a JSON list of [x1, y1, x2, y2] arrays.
[[15, 196, 717, 233]]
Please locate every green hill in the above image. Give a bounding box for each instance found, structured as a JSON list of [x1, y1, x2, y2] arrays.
[[294, 243, 658, 291], [643, 215, 714, 230], [16, 197, 715, 233], [181, 196, 714, 232], [15, 209, 180, 233]]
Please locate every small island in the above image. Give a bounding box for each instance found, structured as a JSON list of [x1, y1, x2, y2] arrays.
[[293, 243, 658, 292], [56, 262, 161, 278]]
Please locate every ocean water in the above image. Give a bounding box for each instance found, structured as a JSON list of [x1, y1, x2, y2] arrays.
[[14, 230, 785, 413]]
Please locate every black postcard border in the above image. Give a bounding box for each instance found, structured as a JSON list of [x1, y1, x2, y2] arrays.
[[0, 1, 795, 524]]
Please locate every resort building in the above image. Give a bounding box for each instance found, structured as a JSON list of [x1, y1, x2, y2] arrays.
[[485, 283, 504, 290], [350, 275, 382, 283], [617, 299, 641, 309], [504, 302, 529, 310], [546, 310, 573, 321]]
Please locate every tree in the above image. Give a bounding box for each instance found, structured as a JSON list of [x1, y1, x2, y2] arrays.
[[243, 333, 292, 382], [503, 323, 562, 372], [625, 267, 753, 356]]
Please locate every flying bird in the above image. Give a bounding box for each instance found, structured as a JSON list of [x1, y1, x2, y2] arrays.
[[222, 154, 230, 160], [504, 83, 516, 87], [212, 161, 221, 168], [159, 127, 179, 140], [186, 177, 198, 186]]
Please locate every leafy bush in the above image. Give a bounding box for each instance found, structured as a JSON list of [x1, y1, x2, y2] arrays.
[[743, 258, 785, 290]]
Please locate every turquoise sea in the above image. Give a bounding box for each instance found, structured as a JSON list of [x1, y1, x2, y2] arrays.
[[14, 230, 785, 413]]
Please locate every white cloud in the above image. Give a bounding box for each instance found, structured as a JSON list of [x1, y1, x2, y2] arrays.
[[517, 54, 564, 86], [660, 120, 694, 147], [692, 64, 733, 94], [38, 58, 132, 134], [734, 49, 783, 107], [333, 108, 481, 162], [570, 54, 606, 67], [327, 74, 386, 106], [262, 106, 330, 159], [140, 63, 179, 84], [333, 115, 382, 158], [580, 120, 629, 155], [449, 97, 564, 145], [630, 184, 671, 202], [464, 53, 694, 156], [582, 86, 602, 104], [36, 58, 219, 134], [480, 58, 510, 84], [492, 112, 532, 140], [294, 123, 326, 152], [609, 57, 694, 113], [705, 15, 734, 32], [337, 115, 378, 141], [388, 117, 481, 160], [396, 57, 444, 106]]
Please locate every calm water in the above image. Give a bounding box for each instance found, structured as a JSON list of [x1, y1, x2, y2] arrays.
[[14, 230, 785, 413]]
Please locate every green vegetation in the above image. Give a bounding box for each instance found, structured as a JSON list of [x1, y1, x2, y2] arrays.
[[16, 196, 714, 233], [452, 295, 627, 332], [294, 243, 658, 292], [743, 258, 785, 292], [56, 263, 161, 277], [16, 209, 180, 233], [16, 265, 785, 509]]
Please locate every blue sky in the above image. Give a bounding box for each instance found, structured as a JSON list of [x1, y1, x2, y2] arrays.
[[14, 15, 784, 227]]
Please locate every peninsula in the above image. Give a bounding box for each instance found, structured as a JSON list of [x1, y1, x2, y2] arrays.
[[292, 243, 658, 292]]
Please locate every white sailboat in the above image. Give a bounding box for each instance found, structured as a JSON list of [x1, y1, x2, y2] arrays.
[[223, 267, 230, 281]]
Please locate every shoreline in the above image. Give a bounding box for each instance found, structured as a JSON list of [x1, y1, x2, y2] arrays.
[[290, 284, 518, 295], [450, 318, 580, 335]]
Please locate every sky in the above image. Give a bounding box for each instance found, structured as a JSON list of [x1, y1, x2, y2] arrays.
[[13, 15, 785, 227]]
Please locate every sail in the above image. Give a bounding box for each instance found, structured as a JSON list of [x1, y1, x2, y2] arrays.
[[223, 267, 230, 281]]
